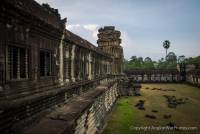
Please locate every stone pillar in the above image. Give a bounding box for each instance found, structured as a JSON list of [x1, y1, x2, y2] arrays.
[[65, 45, 70, 83], [17, 48, 20, 79], [59, 32, 65, 85], [71, 45, 75, 82], [88, 52, 92, 80], [92, 55, 95, 79], [0, 40, 5, 88], [82, 50, 84, 80], [25, 49, 29, 79], [78, 50, 81, 80]]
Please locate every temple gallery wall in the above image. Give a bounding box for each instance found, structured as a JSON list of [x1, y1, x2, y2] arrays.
[[0, 0, 124, 133], [0, 0, 199, 134]]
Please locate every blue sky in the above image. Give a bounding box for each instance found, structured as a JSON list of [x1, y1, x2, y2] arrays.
[[36, 0, 200, 61]]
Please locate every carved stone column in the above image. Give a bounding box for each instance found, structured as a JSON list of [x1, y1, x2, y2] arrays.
[[59, 32, 65, 85], [17, 48, 20, 79], [0, 40, 5, 87], [88, 52, 92, 80], [65, 45, 70, 83], [71, 45, 75, 82]]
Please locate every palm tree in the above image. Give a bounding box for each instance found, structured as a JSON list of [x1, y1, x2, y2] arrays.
[[163, 40, 170, 60]]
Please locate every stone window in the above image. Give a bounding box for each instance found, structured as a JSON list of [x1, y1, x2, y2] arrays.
[[40, 50, 52, 76], [8, 46, 29, 80]]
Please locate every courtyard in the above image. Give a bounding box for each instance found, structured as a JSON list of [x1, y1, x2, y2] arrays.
[[103, 84, 200, 134], [0, 1, 200, 133]]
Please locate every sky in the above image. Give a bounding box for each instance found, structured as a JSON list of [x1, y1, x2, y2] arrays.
[[35, 0, 200, 61]]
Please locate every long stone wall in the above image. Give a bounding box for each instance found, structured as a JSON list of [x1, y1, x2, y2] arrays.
[[186, 69, 200, 87], [0, 76, 115, 133], [124, 69, 181, 83], [0, 0, 124, 133], [125, 69, 200, 87], [20, 80, 119, 134], [0, 0, 113, 98]]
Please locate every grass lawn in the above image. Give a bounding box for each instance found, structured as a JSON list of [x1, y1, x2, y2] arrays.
[[103, 84, 200, 134]]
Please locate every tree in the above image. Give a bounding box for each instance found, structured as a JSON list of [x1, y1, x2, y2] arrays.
[[157, 58, 167, 69], [138, 57, 143, 62], [163, 40, 170, 60], [185, 56, 200, 68], [130, 56, 137, 62], [124, 55, 180, 70], [166, 52, 177, 63], [144, 57, 152, 62], [178, 55, 185, 64], [165, 52, 177, 69], [143, 57, 154, 69]]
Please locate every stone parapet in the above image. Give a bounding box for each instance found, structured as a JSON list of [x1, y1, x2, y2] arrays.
[[124, 69, 181, 83], [20, 81, 119, 134], [186, 69, 200, 87]]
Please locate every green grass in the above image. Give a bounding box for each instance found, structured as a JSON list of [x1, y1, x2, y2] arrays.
[[103, 84, 200, 134], [103, 97, 137, 134]]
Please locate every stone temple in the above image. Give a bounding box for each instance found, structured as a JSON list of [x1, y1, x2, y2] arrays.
[[97, 26, 124, 75], [0, 0, 124, 133], [0, 0, 200, 134]]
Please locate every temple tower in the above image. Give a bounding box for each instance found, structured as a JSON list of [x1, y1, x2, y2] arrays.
[[97, 26, 124, 75]]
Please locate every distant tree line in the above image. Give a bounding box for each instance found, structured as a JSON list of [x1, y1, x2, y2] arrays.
[[184, 56, 200, 68], [124, 54, 200, 70]]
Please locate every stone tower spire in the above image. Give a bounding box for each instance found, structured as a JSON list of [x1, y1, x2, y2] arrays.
[[97, 26, 124, 75]]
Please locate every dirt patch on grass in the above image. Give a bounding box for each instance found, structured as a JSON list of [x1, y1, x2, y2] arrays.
[[144, 87, 176, 92], [163, 95, 188, 108], [104, 84, 200, 134], [135, 100, 145, 110]]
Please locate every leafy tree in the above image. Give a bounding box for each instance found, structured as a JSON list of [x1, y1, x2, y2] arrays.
[[144, 57, 152, 62], [157, 58, 167, 69], [130, 56, 137, 62], [185, 56, 200, 68], [178, 55, 185, 64], [143, 57, 154, 69], [166, 52, 177, 63], [125, 55, 177, 70], [124, 53, 199, 70]]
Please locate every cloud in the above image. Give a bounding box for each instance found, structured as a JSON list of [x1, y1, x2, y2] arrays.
[[66, 24, 81, 29], [34, 0, 200, 60], [66, 24, 99, 45], [83, 24, 99, 38]]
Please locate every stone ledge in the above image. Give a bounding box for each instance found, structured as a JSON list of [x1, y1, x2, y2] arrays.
[[21, 82, 116, 134], [0, 76, 110, 109]]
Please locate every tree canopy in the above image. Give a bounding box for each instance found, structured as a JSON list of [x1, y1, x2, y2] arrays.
[[184, 56, 200, 68], [124, 52, 177, 70], [124, 55, 200, 70]]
